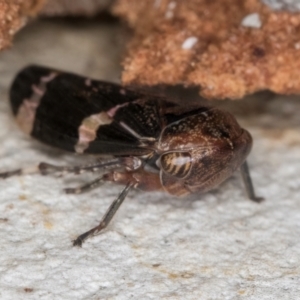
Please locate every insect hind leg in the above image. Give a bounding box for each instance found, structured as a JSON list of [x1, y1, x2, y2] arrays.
[[0, 165, 39, 179], [0, 162, 99, 179], [38, 158, 124, 176], [0, 157, 136, 179]]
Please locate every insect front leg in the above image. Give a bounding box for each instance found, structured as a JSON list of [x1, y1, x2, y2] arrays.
[[72, 170, 164, 246], [64, 175, 105, 194], [240, 161, 264, 203], [73, 182, 134, 247], [102, 169, 164, 192]]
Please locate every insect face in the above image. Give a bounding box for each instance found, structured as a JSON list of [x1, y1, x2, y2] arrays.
[[159, 151, 192, 178], [157, 108, 252, 196]]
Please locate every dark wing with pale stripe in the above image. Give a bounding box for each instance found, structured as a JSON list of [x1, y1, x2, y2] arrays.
[[9, 65, 162, 156]]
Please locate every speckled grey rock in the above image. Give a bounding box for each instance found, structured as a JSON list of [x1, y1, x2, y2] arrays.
[[0, 18, 300, 300]]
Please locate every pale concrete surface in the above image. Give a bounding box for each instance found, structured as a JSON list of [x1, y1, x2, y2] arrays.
[[0, 18, 300, 300]]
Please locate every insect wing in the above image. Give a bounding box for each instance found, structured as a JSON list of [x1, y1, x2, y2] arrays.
[[10, 65, 162, 156]]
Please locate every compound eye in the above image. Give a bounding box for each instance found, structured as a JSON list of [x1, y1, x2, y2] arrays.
[[160, 152, 192, 178]]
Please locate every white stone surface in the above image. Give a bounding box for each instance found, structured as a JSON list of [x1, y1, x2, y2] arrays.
[[241, 13, 262, 29], [0, 19, 300, 300], [182, 37, 198, 50]]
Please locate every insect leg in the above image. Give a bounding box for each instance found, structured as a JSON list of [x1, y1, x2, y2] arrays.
[[0, 157, 139, 178], [240, 161, 264, 202], [0, 162, 105, 179], [64, 175, 104, 194], [38, 158, 123, 176], [73, 182, 134, 247], [102, 169, 164, 192], [0, 166, 39, 179]]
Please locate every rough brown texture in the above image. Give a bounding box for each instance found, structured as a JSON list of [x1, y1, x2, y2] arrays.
[[40, 0, 113, 16], [0, 0, 113, 51], [0, 0, 45, 50], [113, 0, 300, 99]]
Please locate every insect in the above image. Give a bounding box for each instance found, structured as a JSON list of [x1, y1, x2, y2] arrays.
[[0, 65, 263, 246]]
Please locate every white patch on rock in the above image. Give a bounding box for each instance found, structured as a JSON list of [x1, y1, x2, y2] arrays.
[[181, 37, 198, 50], [241, 13, 262, 28], [294, 42, 300, 50], [165, 1, 177, 19]]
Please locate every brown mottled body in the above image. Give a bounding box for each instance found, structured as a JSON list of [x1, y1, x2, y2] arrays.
[[101, 107, 253, 198], [157, 108, 252, 196], [1, 65, 262, 247]]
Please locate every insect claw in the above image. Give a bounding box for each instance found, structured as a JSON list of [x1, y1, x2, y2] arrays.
[[73, 231, 90, 247], [38, 162, 62, 175], [72, 238, 83, 247], [251, 196, 265, 203], [240, 161, 263, 202], [64, 188, 80, 194]]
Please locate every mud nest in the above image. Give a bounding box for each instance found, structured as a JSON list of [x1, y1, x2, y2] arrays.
[[2, 0, 300, 99], [113, 0, 300, 99]]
